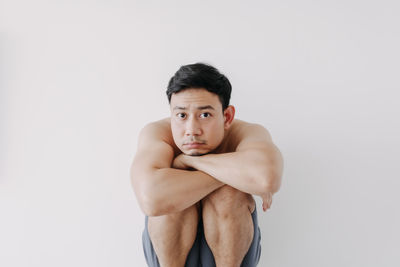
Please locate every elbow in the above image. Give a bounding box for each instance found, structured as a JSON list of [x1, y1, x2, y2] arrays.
[[258, 144, 284, 195], [137, 190, 176, 217], [265, 179, 281, 194], [138, 195, 164, 217], [136, 187, 164, 216], [131, 180, 160, 216], [260, 154, 283, 195], [260, 170, 282, 195], [131, 170, 167, 216], [131, 170, 180, 216], [140, 201, 162, 217]]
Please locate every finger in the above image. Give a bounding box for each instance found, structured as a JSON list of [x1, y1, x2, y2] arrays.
[[263, 200, 269, 212], [263, 196, 272, 212]]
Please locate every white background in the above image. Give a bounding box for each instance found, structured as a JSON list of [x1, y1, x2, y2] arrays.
[[1, 1, 399, 266]]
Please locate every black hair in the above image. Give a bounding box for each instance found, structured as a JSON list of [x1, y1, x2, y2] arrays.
[[166, 62, 232, 110]]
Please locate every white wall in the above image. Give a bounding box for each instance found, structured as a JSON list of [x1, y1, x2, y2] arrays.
[[1, 1, 399, 266]]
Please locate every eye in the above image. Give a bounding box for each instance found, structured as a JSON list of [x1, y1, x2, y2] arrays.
[[177, 113, 186, 119], [200, 112, 211, 118]]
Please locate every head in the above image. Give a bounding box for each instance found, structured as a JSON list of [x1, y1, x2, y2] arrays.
[[166, 63, 235, 156]]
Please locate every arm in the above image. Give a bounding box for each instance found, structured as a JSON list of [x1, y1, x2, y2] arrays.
[[176, 123, 283, 197], [130, 122, 224, 216]]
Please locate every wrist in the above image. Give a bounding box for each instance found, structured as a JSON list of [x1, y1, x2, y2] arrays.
[[183, 154, 194, 168]]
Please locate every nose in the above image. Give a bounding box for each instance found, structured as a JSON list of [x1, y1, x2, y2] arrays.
[[185, 117, 202, 136]]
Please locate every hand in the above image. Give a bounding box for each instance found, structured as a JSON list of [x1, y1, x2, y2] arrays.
[[172, 154, 189, 169], [261, 191, 273, 212]]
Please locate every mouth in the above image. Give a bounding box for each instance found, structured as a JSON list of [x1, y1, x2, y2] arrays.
[[183, 142, 205, 149]]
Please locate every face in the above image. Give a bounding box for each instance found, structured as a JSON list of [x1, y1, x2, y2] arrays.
[[170, 88, 235, 156]]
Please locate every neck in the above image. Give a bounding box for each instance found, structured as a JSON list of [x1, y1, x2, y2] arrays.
[[212, 129, 230, 154]]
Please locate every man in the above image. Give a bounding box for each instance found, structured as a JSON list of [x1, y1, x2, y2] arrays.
[[130, 63, 283, 267]]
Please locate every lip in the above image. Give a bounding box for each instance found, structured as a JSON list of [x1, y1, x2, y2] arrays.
[[183, 143, 204, 149]]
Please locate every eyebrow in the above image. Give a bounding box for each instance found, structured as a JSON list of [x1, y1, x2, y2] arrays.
[[173, 105, 215, 111]]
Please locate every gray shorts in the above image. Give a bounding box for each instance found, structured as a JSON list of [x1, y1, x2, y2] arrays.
[[142, 207, 261, 267]]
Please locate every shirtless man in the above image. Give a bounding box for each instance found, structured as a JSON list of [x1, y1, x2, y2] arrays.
[[130, 63, 283, 267]]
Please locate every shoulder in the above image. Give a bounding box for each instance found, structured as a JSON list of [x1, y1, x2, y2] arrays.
[[222, 119, 272, 152], [139, 118, 171, 139], [141, 117, 170, 130], [138, 117, 179, 153], [230, 119, 272, 143], [131, 118, 176, 180]]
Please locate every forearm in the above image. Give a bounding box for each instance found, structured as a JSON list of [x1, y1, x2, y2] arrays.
[[184, 151, 281, 196], [136, 168, 224, 216]]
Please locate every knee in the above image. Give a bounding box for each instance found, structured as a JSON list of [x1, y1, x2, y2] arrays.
[[202, 185, 254, 217]]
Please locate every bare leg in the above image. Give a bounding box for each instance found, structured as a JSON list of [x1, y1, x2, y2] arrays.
[[147, 204, 199, 267], [202, 185, 255, 267]]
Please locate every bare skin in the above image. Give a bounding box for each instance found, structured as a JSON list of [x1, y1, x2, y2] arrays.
[[131, 88, 283, 266], [201, 185, 256, 266], [147, 204, 200, 267]]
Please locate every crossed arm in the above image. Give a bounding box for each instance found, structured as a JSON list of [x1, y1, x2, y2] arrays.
[[173, 123, 283, 211], [130, 122, 283, 216]]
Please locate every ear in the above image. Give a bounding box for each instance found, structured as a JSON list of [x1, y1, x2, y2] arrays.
[[223, 105, 235, 130]]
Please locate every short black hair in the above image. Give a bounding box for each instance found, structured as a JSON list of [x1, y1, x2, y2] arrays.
[[166, 63, 232, 110]]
